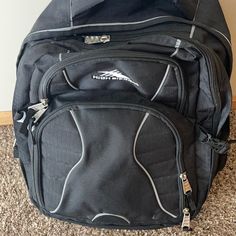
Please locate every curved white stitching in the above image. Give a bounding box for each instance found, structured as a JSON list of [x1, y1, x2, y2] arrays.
[[92, 213, 130, 224], [211, 27, 232, 46], [151, 65, 171, 101], [50, 110, 85, 214], [59, 53, 78, 91], [133, 113, 177, 218]]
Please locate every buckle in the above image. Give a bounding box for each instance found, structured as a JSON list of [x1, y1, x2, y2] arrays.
[[200, 131, 230, 154]]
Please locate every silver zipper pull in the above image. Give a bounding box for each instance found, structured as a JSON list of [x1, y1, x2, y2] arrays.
[[181, 208, 192, 231], [28, 99, 48, 111], [84, 35, 111, 44], [180, 172, 192, 195], [28, 99, 48, 123], [33, 108, 48, 124]]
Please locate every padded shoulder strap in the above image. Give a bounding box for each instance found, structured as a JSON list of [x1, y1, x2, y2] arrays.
[[30, 0, 199, 33], [30, 0, 104, 32], [71, 0, 105, 21]]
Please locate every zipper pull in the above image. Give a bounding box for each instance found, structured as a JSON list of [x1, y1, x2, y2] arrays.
[[84, 35, 111, 44], [180, 172, 192, 195], [180, 172, 196, 211], [28, 99, 48, 124], [199, 128, 229, 154], [181, 208, 192, 231], [28, 99, 48, 111], [19, 99, 48, 135]]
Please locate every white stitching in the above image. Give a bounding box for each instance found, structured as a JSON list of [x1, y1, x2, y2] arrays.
[[50, 110, 85, 214], [211, 28, 231, 46], [188, 0, 231, 45], [133, 113, 177, 218], [59, 53, 78, 91], [59, 53, 62, 62], [70, 0, 73, 27], [28, 16, 171, 36], [151, 65, 171, 101], [193, 0, 200, 21], [189, 25, 196, 39], [189, 0, 200, 39], [92, 213, 130, 224]]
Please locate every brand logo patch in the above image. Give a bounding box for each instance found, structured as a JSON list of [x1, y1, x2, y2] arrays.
[[92, 69, 139, 87]]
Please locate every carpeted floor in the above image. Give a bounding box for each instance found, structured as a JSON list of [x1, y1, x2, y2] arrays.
[[0, 114, 236, 236]]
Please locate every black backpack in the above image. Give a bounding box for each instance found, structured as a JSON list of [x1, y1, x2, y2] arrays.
[[13, 0, 233, 231]]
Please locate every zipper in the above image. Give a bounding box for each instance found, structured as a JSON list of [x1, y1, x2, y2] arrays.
[[84, 35, 111, 44], [180, 171, 196, 213], [82, 32, 173, 45], [190, 42, 222, 134], [38, 50, 186, 113], [188, 42, 223, 197], [179, 171, 195, 231], [31, 101, 187, 217], [176, 40, 222, 221], [28, 120, 44, 207], [26, 15, 231, 54]]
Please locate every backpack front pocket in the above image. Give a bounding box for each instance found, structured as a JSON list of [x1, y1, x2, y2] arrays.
[[39, 50, 186, 113], [30, 100, 196, 227]]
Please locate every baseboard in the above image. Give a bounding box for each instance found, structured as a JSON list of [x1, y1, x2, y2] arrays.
[[232, 96, 236, 110], [1, 97, 236, 126], [0, 112, 13, 126]]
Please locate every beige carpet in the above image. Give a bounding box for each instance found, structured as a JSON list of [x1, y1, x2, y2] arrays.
[[0, 114, 236, 236]]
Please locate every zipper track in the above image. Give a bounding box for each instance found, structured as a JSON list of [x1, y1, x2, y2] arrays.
[[197, 45, 225, 195], [26, 16, 231, 50], [38, 50, 186, 113], [32, 101, 185, 216], [187, 40, 222, 134], [183, 40, 223, 199], [28, 122, 44, 208]]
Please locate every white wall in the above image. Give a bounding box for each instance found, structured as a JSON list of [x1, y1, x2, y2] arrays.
[[0, 0, 50, 111], [0, 1, 235, 111]]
